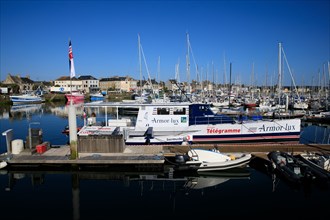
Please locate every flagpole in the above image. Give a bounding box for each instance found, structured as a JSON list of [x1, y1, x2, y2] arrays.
[[68, 39, 78, 159], [70, 73, 72, 105], [69, 38, 73, 106]]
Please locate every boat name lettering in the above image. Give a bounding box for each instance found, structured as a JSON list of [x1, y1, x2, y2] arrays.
[[258, 124, 296, 132], [206, 128, 241, 134], [151, 118, 180, 124]]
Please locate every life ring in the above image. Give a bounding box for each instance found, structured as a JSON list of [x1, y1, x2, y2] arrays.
[[186, 135, 191, 141]]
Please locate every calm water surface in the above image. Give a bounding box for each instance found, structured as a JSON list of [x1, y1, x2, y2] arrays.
[[0, 167, 329, 219], [0, 103, 329, 219]]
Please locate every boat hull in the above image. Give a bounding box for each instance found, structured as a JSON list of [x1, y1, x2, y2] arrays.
[[296, 153, 330, 180], [82, 102, 302, 146], [0, 161, 7, 169], [10, 95, 44, 104], [173, 149, 252, 172], [125, 118, 301, 145], [90, 96, 104, 101], [188, 150, 252, 172], [65, 94, 85, 102], [197, 156, 251, 171], [267, 151, 314, 184]]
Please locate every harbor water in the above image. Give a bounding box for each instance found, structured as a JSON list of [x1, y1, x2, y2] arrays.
[[0, 103, 329, 219]]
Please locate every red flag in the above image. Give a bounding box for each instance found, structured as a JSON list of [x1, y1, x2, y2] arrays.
[[69, 40, 76, 78]]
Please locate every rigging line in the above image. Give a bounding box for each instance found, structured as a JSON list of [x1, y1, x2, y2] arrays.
[[188, 38, 200, 82], [237, 118, 298, 142], [281, 47, 301, 103], [236, 121, 270, 141], [140, 43, 154, 97], [271, 118, 298, 133], [270, 117, 318, 144]]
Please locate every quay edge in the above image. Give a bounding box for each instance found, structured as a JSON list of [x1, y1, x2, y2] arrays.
[[2, 143, 330, 171]]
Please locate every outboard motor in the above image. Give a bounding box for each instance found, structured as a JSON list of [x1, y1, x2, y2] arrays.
[[175, 154, 190, 164]]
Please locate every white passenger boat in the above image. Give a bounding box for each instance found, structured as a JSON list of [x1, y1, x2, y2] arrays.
[[79, 102, 301, 146]]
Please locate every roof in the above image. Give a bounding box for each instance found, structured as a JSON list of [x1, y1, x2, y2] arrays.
[[99, 76, 134, 82], [78, 75, 97, 80], [55, 76, 79, 81], [3, 74, 35, 84]]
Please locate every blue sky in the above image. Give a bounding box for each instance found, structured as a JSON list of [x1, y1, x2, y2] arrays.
[[1, 0, 329, 86]]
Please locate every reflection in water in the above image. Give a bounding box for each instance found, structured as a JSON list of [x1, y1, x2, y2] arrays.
[[1, 168, 250, 219], [9, 103, 44, 120], [0, 165, 329, 219], [3, 168, 251, 192]]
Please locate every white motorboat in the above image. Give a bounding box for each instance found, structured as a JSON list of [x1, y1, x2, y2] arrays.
[[0, 161, 7, 169], [188, 148, 252, 172], [173, 148, 252, 172]]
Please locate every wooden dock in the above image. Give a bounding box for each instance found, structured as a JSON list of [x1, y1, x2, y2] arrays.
[[4, 145, 164, 171], [3, 143, 330, 170]]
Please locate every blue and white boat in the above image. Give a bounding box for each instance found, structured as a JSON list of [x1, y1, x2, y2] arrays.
[[79, 102, 301, 146], [90, 93, 105, 101], [10, 94, 44, 104]]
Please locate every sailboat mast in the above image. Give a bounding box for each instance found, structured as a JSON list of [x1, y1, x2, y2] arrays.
[[157, 56, 160, 83], [251, 62, 255, 100], [186, 33, 191, 94], [278, 42, 282, 97], [229, 62, 232, 106], [223, 52, 227, 95], [138, 34, 142, 97]]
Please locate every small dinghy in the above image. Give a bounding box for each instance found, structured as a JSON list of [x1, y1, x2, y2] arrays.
[[173, 148, 252, 172], [0, 161, 7, 169], [295, 152, 330, 180], [267, 151, 314, 184]]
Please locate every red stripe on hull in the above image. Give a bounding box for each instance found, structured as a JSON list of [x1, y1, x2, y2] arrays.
[[193, 135, 300, 142]]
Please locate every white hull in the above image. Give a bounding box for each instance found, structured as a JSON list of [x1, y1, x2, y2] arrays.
[[81, 102, 301, 146], [125, 118, 301, 145], [0, 161, 7, 169], [10, 94, 44, 104], [197, 154, 252, 171], [185, 149, 252, 172]]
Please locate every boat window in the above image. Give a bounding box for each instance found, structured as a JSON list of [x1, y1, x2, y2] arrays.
[[157, 108, 170, 115], [199, 105, 208, 111], [173, 107, 186, 115]]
